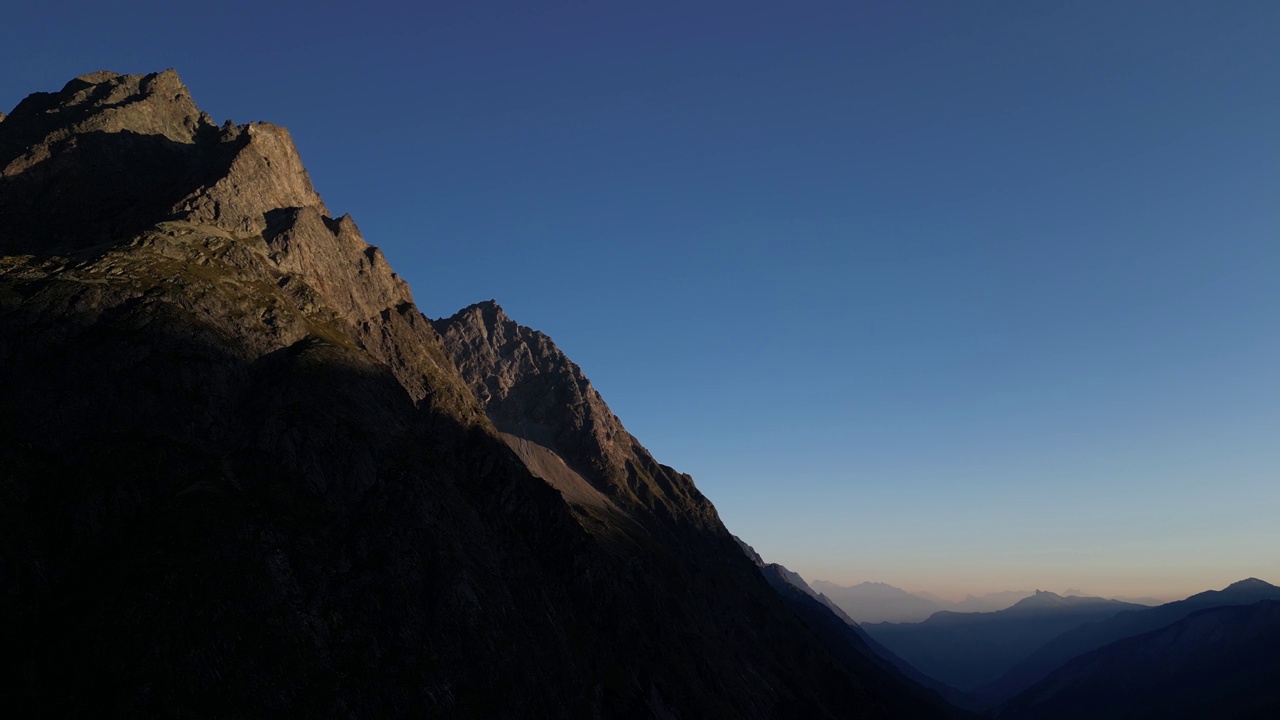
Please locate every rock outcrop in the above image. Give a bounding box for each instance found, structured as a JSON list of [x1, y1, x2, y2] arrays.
[[434, 300, 721, 533], [0, 70, 959, 718]]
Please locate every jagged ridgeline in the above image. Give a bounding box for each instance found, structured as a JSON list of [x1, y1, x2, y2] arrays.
[[0, 71, 960, 718]]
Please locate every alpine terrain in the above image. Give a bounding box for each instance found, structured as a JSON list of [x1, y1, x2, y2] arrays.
[[0, 70, 964, 718]]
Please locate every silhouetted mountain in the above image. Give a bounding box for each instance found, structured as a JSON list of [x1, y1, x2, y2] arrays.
[[0, 70, 961, 718], [861, 592, 1143, 691], [1108, 594, 1164, 607], [975, 578, 1280, 706], [812, 580, 949, 623], [951, 591, 1034, 614], [995, 600, 1280, 719]]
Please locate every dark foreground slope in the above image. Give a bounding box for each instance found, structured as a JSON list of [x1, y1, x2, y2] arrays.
[[0, 70, 954, 718], [974, 577, 1280, 706], [996, 600, 1280, 720]]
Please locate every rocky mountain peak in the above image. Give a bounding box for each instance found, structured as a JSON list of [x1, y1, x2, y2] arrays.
[[1013, 590, 1065, 608], [1, 69, 962, 719], [435, 300, 723, 530], [1, 69, 325, 253], [2, 69, 210, 154], [434, 299, 607, 434], [0, 69, 475, 416], [466, 298, 508, 319]]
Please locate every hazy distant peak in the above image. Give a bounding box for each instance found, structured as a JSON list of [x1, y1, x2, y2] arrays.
[[824, 580, 918, 595], [1008, 590, 1143, 614], [1226, 577, 1276, 592], [1017, 589, 1103, 604], [1012, 590, 1066, 608], [1175, 577, 1280, 607]]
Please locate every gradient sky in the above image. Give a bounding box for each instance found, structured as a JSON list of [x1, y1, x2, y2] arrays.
[[5, 2, 1278, 601]]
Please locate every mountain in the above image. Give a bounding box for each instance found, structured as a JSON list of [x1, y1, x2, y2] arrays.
[[975, 577, 1280, 706], [0, 69, 959, 718], [861, 592, 1143, 691], [732, 540, 975, 717], [812, 581, 1034, 622], [812, 580, 948, 623], [951, 591, 1034, 614], [432, 299, 724, 535], [995, 600, 1280, 719], [1109, 595, 1165, 607]]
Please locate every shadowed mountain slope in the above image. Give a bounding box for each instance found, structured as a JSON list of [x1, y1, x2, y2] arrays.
[[974, 578, 1280, 706], [995, 600, 1280, 720], [0, 70, 960, 718]]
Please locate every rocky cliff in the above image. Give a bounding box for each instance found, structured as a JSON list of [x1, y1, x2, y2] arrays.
[[0, 70, 956, 718], [434, 300, 722, 534]]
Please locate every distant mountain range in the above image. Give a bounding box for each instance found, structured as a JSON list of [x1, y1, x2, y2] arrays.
[[810, 579, 1150, 624], [810, 581, 957, 623], [729, 570, 1280, 717], [976, 577, 1280, 707], [995, 599, 1280, 719], [861, 592, 1145, 691]]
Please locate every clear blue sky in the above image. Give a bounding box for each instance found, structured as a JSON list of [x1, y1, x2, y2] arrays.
[[5, 1, 1278, 600]]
